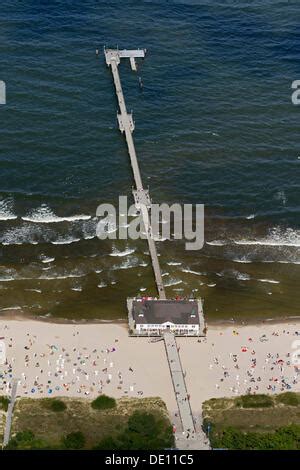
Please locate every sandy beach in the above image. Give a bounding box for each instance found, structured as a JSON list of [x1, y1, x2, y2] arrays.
[[0, 320, 300, 418]]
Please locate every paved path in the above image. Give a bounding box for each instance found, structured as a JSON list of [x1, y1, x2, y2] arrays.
[[164, 332, 210, 449], [163, 332, 195, 433], [3, 378, 19, 448]]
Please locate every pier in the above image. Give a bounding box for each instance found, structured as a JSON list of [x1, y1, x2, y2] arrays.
[[103, 47, 209, 449], [105, 48, 166, 300]]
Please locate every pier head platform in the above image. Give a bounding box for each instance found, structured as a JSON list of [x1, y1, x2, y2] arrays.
[[127, 298, 206, 337]]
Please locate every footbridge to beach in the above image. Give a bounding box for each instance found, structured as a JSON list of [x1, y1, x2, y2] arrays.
[[102, 47, 209, 450]]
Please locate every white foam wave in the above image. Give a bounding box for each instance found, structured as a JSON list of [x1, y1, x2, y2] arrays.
[[234, 227, 300, 247], [39, 273, 86, 280], [237, 273, 251, 281], [41, 256, 55, 264], [97, 282, 107, 288], [165, 279, 183, 287], [182, 268, 203, 276], [258, 278, 280, 284], [0, 276, 15, 282], [51, 237, 81, 245], [22, 204, 91, 223], [0, 306, 22, 311], [109, 248, 135, 257], [167, 261, 182, 266], [83, 234, 96, 240], [113, 258, 139, 270], [139, 262, 148, 267], [232, 258, 253, 264], [0, 199, 17, 220], [206, 240, 225, 246]]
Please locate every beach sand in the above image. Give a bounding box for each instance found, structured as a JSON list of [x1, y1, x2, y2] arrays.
[[0, 320, 300, 418]]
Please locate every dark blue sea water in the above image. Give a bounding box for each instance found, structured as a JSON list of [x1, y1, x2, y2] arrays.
[[0, 1, 299, 321]]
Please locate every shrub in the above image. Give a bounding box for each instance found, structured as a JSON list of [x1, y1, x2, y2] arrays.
[[14, 430, 35, 443], [6, 430, 47, 450], [0, 396, 9, 411], [211, 424, 300, 450], [235, 394, 273, 408], [277, 392, 300, 407], [91, 395, 116, 410], [93, 436, 118, 450], [94, 411, 174, 450], [63, 431, 86, 449], [48, 399, 67, 412]]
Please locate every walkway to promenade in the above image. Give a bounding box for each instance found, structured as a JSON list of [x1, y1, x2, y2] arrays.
[[164, 333, 210, 449]]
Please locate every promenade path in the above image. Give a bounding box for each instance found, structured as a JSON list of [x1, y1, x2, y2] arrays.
[[164, 333, 210, 449]]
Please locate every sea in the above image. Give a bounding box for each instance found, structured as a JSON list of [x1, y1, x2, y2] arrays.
[[0, 0, 299, 322]]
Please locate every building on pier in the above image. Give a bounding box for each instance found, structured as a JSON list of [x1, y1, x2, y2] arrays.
[[127, 298, 206, 337]]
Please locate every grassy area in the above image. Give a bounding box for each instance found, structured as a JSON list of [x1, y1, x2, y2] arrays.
[[0, 396, 9, 447], [9, 396, 174, 450], [235, 394, 274, 408], [203, 392, 300, 449], [0, 411, 5, 447]]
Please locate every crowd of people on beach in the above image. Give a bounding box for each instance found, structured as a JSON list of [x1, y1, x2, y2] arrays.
[[0, 324, 143, 399], [206, 327, 300, 396]]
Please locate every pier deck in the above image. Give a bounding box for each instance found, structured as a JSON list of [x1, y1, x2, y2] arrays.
[[106, 48, 166, 300]]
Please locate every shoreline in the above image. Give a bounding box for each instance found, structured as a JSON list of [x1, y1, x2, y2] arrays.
[[0, 308, 299, 328]]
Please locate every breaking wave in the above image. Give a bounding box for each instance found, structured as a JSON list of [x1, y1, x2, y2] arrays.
[[0, 198, 18, 221], [109, 247, 135, 257], [181, 268, 203, 276], [51, 237, 81, 245], [22, 204, 91, 223], [165, 279, 183, 287], [234, 227, 300, 247], [258, 278, 280, 284]]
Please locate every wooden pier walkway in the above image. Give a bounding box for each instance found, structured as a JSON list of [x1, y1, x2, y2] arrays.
[[107, 49, 166, 300], [103, 48, 209, 449]]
